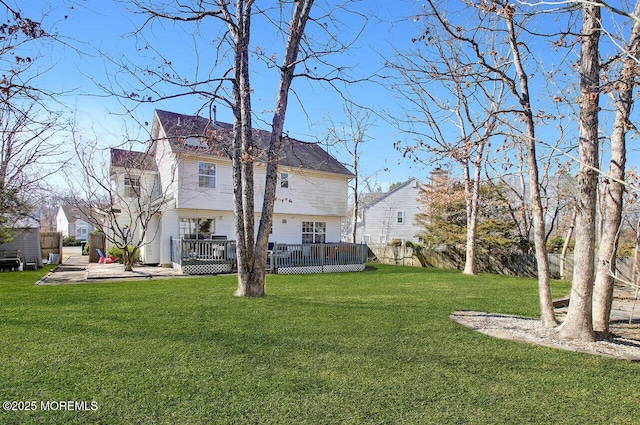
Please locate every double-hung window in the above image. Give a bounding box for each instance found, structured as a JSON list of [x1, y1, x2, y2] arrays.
[[198, 162, 216, 188], [302, 221, 326, 243], [124, 175, 140, 197], [280, 172, 289, 188], [397, 211, 405, 224]]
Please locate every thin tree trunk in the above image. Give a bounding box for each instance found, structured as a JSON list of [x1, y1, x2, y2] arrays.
[[559, 3, 601, 341], [593, 0, 639, 336], [633, 218, 640, 279], [350, 145, 359, 243], [462, 159, 477, 275], [505, 9, 556, 327], [560, 207, 576, 281], [464, 143, 485, 275]]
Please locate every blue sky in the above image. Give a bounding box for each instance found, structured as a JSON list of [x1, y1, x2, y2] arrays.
[[18, 0, 430, 192], [16, 0, 640, 194]]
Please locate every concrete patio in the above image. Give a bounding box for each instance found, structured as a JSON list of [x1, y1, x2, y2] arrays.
[[36, 250, 185, 285]]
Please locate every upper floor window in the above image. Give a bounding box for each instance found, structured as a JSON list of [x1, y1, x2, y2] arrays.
[[124, 175, 140, 197], [198, 162, 216, 188], [280, 172, 289, 188], [302, 221, 326, 244], [397, 211, 405, 224]]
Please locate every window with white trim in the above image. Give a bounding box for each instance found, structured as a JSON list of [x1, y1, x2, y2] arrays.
[[198, 162, 216, 188], [397, 211, 405, 224], [124, 175, 140, 197], [302, 221, 326, 243], [280, 172, 289, 188]]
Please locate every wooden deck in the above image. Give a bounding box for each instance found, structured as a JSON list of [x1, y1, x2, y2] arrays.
[[170, 238, 368, 275]]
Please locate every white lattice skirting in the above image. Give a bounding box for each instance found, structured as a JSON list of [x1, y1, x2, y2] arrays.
[[182, 263, 233, 275], [276, 263, 365, 275]]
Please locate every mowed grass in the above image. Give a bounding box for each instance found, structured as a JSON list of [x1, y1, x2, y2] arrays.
[[1, 264, 639, 424]]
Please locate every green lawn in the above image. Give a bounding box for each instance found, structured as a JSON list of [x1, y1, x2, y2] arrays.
[[1, 264, 638, 424]]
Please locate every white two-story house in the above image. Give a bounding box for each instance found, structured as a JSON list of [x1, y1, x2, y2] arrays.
[[355, 178, 426, 245], [111, 109, 354, 267]]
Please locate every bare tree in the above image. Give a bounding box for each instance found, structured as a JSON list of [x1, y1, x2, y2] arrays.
[[558, 1, 601, 342], [388, 20, 503, 276], [324, 104, 373, 242], [500, 2, 557, 326], [229, 0, 314, 296], [68, 128, 174, 272], [0, 2, 69, 240], [592, 0, 640, 337], [404, 0, 558, 325]]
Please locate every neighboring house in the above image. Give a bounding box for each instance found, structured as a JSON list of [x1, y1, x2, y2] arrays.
[[0, 214, 43, 268], [110, 109, 354, 266], [56, 205, 97, 241], [355, 178, 425, 244]]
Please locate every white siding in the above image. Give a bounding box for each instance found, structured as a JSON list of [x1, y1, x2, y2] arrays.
[[177, 158, 234, 210], [276, 169, 349, 217], [155, 136, 178, 201], [176, 159, 349, 217], [271, 214, 342, 244], [56, 207, 70, 237], [357, 179, 424, 244]]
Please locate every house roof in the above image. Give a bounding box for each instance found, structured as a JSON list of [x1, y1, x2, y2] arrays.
[[59, 205, 93, 224], [110, 148, 157, 172], [153, 109, 354, 177], [361, 178, 424, 209]]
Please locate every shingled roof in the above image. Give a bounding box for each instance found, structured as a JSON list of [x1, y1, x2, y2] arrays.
[[110, 148, 157, 172], [153, 109, 353, 177]]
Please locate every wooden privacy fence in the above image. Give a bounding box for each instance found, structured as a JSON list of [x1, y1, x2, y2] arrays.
[[88, 233, 106, 263], [40, 232, 62, 261], [368, 243, 638, 281]]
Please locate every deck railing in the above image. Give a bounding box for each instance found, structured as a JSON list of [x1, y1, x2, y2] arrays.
[[170, 237, 367, 275], [171, 237, 237, 275], [269, 242, 368, 274]]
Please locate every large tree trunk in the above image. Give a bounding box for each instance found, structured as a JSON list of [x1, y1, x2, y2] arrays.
[[592, 1, 639, 336], [231, 1, 262, 297], [505, 9, 556, 327], [235, 0, 314, 297], [232, 1, 261, 297], [559, 3, 601, 341]]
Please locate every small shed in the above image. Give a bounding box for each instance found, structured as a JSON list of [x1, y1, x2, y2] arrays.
[[0, 217, 43, 269]]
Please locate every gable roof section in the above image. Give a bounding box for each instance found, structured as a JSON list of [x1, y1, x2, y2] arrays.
[[361, 178, 424, 209], [153, 109, 353, 177], [110, 148, 157, 172], [60, 205, 92, 224]]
